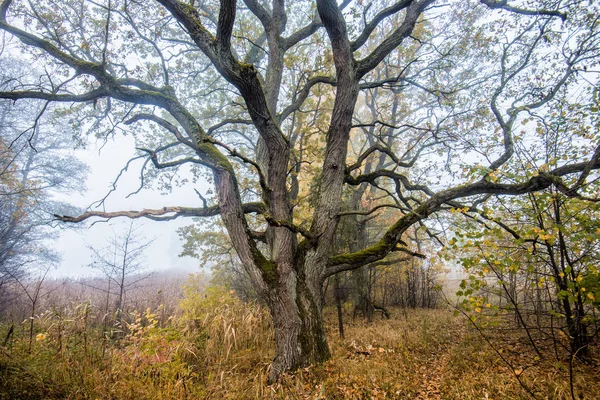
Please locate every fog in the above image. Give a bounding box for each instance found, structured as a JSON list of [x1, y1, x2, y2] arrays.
[[50, 134, 205, 278]]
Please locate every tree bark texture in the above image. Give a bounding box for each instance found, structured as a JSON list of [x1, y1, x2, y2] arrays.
[[266, 272, 330, 382]]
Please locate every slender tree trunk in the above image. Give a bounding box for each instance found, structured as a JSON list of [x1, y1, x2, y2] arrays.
[[102, 278, 111, 356], [334, 274, 345, 339], [353, 266, 374, 322], [28, 301, 35, 354]]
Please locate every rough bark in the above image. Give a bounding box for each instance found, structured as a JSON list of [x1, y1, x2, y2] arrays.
[[266, 270, 330, 382]]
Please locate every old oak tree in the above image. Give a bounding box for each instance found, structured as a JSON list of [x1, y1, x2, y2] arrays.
[[0, 0, 598, 381]]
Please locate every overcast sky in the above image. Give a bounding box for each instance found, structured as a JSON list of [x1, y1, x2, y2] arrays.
[[0, 44, 205, 279], [50, 134, 205, 278]]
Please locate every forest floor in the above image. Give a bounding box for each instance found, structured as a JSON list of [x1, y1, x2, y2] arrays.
[[1, 303, 599, 399], [268, 308, 600, 399]]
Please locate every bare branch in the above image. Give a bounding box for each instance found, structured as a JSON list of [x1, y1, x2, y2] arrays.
[[263, 213, 314, 240], [54, 202, 265, 223], [480, 0, 567, 21], [137, 147, 211, 170], [208, 138, 271, 193], [350, 0, 412, 51], [0, 88, 108, 103], [206, 118, 253, 135], [346, 142, 422, 173], [278, 75, 336, 122], [571, 144, 600, 194], [125, 113, 195, 148], [283, 19, 321, 50], [356, 0, 434, 78], [346, 169, 435, 196], [242, 0, 273, 31], [0, 0, 12, 20], [338, 203, 403, 217]]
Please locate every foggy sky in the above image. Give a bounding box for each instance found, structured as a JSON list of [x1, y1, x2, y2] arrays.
[[50, 134, 204, 278]]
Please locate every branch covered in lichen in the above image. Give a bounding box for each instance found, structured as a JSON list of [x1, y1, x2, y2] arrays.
[[54, 202, 265, 223]]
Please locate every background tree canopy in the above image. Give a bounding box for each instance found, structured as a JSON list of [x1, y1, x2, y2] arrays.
[[0, 0, 598, 381], [0, 56, 86, 308]]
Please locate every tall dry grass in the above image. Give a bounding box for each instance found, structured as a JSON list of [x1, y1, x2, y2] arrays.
[[0, 277, 274, 399], [1, 276, 599, 399]]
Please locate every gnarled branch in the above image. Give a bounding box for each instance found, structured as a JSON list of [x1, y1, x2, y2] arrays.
[[480, 0, 567, 21], [54, 202, 265, 223], [325, 160, 600, 278]]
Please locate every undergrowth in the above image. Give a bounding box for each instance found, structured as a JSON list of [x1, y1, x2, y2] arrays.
[[0, 278, 598, 399]]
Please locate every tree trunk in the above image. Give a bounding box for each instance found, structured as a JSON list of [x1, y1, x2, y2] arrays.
[[334, 274, 345, 339], [266, 272, 330, 383], [352, 266, 374, 322]]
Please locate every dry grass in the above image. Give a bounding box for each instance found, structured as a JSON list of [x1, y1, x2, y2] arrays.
[[1, 289, 599, 399]]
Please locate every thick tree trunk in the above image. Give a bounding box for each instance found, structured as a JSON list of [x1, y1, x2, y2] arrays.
[[266, 271, 330, 382]]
